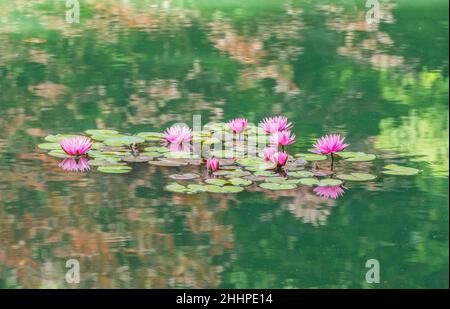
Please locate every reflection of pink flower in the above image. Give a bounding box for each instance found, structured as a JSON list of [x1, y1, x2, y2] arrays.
[[206, 157, 219, 172], [227, 118, 248, 134], [167, 142, 192, 152], [60, 136, 92, 156], [263, 147, 277, 162], [270, 151, 288, 167], [313, 134, 349, 155], [163, 124, 192, 144], [270, 130, 296, 147], [259, 116, 292, 133], [313, 185, 345, 199], [59, 157, 90, 172]]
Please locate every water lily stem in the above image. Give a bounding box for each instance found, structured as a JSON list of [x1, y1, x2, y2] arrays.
[[331, 153, 334, 171]]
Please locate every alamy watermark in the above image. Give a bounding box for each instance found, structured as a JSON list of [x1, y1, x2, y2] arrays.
[[365, 0, 380, 25], [66, 0, 80, 24], [365, 259, 380, 284], [65, 259, 80, 284]]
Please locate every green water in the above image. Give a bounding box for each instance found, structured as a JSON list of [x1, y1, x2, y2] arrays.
[[0, 0, 448, 288]]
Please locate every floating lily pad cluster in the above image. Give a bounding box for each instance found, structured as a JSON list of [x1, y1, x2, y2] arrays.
[[38, 122, 421, 197]]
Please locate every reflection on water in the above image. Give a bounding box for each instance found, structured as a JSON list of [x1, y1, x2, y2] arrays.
[[0, 0, 448, 288]]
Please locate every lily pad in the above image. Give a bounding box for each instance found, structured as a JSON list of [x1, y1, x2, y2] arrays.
[[345, 153, 376, 162], [221, 185, 244, 193], [38, 143, 61, 150], [97, 165, 132, 174], [44, 134, 78, 143], [298, 178, 320, 186], [104, 137, 127, 146], [85, 129, 119, 136], [121, 136, 145, 145], [336, 173, 377, 181], [165, 183, 191, 193], [48, 150, 72, 158], [228, 178, 253, 186], [187, 184, 208, 193], [137, 132, 165, 140], [318, 178, 344, 186], [205, 179, 228, 186], [264, 177, 299, 185], [381, 164, 420, 176], [259, 182, 297, 190], [254, 170, 277, 177], [224, 170, 252, 178], [295, 153, 327, 161], [236, 156, 264, 167], [169, 173, 200, 180]]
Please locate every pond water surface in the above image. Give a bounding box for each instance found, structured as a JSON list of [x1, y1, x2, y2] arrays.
[[0, 0, 448, 288]]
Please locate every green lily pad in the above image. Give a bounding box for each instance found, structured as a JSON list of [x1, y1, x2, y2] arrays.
[[228, 178, 253, 186], [165, 182, 191, 193], [288, 171, 314, 178], [336, 151, 361, 159], [221, 185, 244, 193], [137, 132, 165, 140], [254, 170, 278, 177], [236, 156, 264, 167], [48, 150, 74, 158], [294, 153, 327, 161], [187, 184, 208, 193], [104, 137, 127, 146], [44, 134, 78, 143], [141, 151, 163, 158], [205, 185, 224, 193], [97, 165, 132, 174], [85, 129, 119, 136], [264, 177, 299, 185], [336, 173, 377, 181], [38, 143, 61, 150], [259, 182, 297, 190], [318, 178, 344, 186], [91, 134, 126, 142], [346, 153, 376, 162], [169, 173, 200, 180], [205, 179, 228, 186], [122, 136, 145, 144], [298, 178, 320, 186], [227, 170, 252, 177], [381, 164, 420, 176]]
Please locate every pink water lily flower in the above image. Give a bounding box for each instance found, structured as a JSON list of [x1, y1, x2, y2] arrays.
[[270, 151, 289, 167], [259, 116, 292, 134], [59, 157, 90, 172], [60, 136, 92, 156], [206, 157, 219, 172], [313, 185, 345, 199], [163, 124, 193, 144], [270, 130, 296, 147], [263, 147, 277, 162], [313, 134, 349, 155], [227, 118, 248, 134]]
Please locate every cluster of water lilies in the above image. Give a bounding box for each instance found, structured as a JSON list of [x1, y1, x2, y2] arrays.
[[38, 115, 420, 199]]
